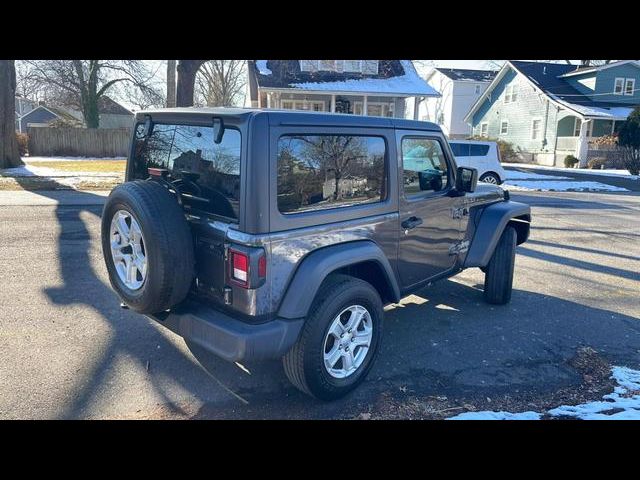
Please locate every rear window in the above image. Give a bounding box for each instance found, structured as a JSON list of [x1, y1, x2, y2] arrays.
[[450, 143, 470, 157], [132, 123, 241, 220], [277, 134, 387, 214]]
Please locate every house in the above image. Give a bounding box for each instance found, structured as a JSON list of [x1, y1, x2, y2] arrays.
[[465, 60, 640, 166], [246, 60, 439, 118], [16, 104, 83, 132], [63, 96, 134, 129], [407, 68, 497, 139]]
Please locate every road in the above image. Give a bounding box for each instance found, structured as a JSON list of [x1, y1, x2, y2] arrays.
[[0, 187, 639, 419]]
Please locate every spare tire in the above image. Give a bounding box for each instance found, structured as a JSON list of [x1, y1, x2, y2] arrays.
[[101, 180, 195, 314]]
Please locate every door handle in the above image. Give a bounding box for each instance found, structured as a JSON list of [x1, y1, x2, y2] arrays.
[[401, 216, 423, 230]]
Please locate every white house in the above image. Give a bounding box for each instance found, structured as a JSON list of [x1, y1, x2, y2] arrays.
[[246, 60, 439, 119], [407, 68, 497, 139]]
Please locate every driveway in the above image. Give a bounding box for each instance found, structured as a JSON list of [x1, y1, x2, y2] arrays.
[[0, 189, 638, 419]]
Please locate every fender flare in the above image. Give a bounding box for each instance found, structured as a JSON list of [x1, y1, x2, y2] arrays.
[[464, 200, 531, 268], [277, 240, 401, 319]]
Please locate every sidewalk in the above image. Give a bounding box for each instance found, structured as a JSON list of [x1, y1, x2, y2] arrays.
[[0, 190, 109, 206]]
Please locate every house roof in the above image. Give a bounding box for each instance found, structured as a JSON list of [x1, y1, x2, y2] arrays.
[[558, 60, 640, 78], [97, 96, 133, 116], [249, 60, 439, 97], [434, 68, 497, 82], [465, 60, 639, 122]]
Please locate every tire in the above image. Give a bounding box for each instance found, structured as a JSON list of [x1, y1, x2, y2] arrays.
[[483, 226, 517, 305], [283, 274, 384, 401], [480, 172, 501, 185], [101, 180, 195, 314]]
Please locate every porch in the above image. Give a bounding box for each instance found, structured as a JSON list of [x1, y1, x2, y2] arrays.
[[554, 115, 628, 166], [258, 90, 408, 118]]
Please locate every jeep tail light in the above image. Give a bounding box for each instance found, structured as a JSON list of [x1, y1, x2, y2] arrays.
[[230, 249, 249, 286]]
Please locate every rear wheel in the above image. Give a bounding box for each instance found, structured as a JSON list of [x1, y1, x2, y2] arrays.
[[283, 275, 383, 401], [483, 226, 517, 305], [480, 172, 501, 185]]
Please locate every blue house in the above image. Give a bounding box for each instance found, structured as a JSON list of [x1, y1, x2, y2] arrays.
[[464, 60, 640, 167]]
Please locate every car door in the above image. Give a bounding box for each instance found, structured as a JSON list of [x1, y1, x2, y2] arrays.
[[396, 130, 464, 289]]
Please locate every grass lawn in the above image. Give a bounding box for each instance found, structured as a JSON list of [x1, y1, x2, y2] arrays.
[[0, 177, 121, 191], [24, 160, 126, 173]]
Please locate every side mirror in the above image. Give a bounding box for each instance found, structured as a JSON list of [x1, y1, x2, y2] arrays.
[[456, 166, 478, 193], [213, 116, 225, 144]]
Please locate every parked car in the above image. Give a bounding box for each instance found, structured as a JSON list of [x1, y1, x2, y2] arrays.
[[449, 140, 506, 185], [100, 108, 531, 400]]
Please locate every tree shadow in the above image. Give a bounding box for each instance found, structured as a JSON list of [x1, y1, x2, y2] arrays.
[[12, 177, 259, 419]]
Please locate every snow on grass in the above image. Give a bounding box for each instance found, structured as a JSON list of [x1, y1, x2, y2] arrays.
[[503, 163, 639, 180], [502, 180, 628, 192], [2, 165, 121, 178], [447, 366, 640, 420], [24, 156, 126, 162]]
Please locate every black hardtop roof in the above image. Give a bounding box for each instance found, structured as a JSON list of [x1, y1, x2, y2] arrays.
[[136, 107, 442, 131]]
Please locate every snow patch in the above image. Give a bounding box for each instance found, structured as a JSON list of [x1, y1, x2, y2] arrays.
[[505, 170, 572, 181], [24, 156, 125, 162], [447, 366, 640, 420], [2, 165, 120, 178], [448, 411, 542, 420], [255, 60, 272, 76], [502, 180, 628, 192]]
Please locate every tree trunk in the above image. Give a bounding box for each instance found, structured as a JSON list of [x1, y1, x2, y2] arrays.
[[83, 94, 100, 128], [176, 60, 205, 107], [167, 60, 176, 108], [0, 60, 22, 168]]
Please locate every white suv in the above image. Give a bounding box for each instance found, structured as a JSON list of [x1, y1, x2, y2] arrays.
[[449, 140, 506, 185]]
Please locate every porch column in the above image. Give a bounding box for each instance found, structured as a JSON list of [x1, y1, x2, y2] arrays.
[[266, 92, 271, 108], [576, 118, 591, 168], [413, 96, 421, 120], [362, 95, 368, 116], [330, 95, 336, 113]]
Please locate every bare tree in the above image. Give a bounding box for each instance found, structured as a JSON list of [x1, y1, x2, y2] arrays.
[[176, 60, 206, 107], [195, 60, 246, 107], [167, 60, 176, 108], [0, 60, 22, 168], [23, 60, 162, 127]]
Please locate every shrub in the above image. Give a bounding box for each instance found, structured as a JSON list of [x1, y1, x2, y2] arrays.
[[587, 157, 606, 169], [16, 133, 28, 156], [564, 155, 579, 168], [618, 107, 640, 150], [621, 146, 640, 175], [467, 136, 517, 162]]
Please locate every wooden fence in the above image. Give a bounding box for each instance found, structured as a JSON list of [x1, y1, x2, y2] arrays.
[[27, 127, 131, 157]]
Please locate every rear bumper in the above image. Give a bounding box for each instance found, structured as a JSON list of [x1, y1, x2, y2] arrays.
[[147, 301, 304, 362]]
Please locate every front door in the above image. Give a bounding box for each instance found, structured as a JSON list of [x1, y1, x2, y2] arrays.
[[397, 131, 463, 289]]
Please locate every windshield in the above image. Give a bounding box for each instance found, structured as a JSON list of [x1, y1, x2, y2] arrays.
[[131, 122, 241, 221]]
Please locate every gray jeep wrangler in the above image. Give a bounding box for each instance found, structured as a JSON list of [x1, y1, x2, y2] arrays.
[[101, 107, 531, 400]]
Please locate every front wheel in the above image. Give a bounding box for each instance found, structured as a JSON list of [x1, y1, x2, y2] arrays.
[[483, 226, 517, 305], [283, 275, 383, 401], [479, 172, 501, 185]]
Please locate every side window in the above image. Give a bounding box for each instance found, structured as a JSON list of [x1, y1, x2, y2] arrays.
[[277, 134, 387, 214], [402, 137, 450, 197], [469, 144, 490, 156], [450, 142, 470, 157]]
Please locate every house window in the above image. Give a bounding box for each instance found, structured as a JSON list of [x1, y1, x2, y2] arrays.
[[531, 118, 542, 140], [480, 123, 488, 137], [475, 85, 481, 95], [614, 78, 625, 95], [318, 60, 337, 72], [500, 120, 509, 135], [344, 60, 362, 73], [573, 118, 582, 137], [281, 100, 325, 112], [625, 78, 635, 96], [504, 84, 517, 103], [300, 60, 318, 72], [353, 101, 394, 117], [362, 61, 379, 75]]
